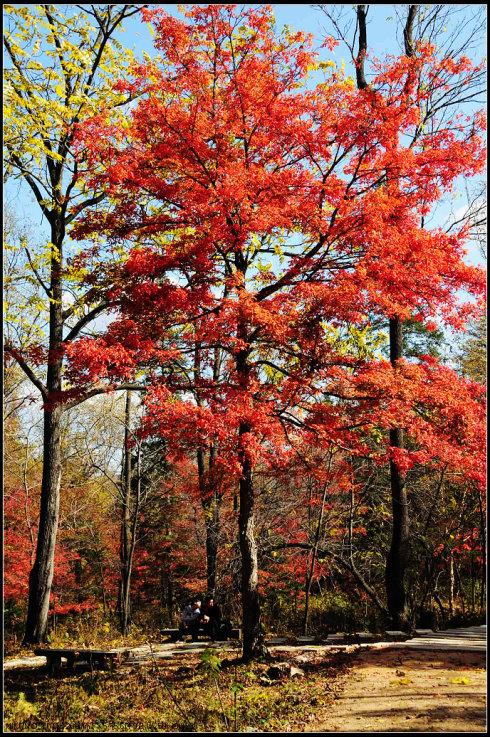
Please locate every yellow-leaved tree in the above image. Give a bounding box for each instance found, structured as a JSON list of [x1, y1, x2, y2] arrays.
[[4, 3, 146, 644]]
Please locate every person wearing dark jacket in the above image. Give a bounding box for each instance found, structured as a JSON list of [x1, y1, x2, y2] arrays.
[[198, 596, 221, 640]]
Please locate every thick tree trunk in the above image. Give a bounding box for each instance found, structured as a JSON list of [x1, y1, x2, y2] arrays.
[[24, 221, 64, 645], [385, 9, 417, 629], [236, 327, 267, 660], [386, 317, 411, 629], [24, 404, 63, 643], [232, 246, 267, 660], [238, 436, 267, 660]]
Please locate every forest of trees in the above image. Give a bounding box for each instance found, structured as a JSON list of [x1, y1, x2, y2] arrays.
[[3, 3, 486, 663]]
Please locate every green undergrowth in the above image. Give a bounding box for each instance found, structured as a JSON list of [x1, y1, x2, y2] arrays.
[[263, 590, 387, 635], [4, 647, 354, 733]]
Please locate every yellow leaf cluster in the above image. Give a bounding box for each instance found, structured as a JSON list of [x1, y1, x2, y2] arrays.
[[4, 4, 136, 203]]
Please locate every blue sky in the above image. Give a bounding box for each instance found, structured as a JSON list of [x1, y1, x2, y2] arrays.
[[120, 4, 486, 65], [5, 4, 487, 263], [119, 4, 420, 85]]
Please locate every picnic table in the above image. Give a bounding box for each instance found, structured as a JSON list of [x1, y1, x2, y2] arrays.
[[34, 647, 124, 673]]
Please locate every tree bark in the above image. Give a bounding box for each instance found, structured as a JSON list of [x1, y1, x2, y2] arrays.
[[384, 5, 418, 631], [238, 429, 267, 660], [24, 219, 64, 645], [236, 333, 267, 660], [204, 492, 221, 594], [161, 561, 174, 626], [449, 550, 455, 615], [355, 5, 368, 90], [160, 512, 174, 625], [118, 390, 133, 635], [24, 404, 63, 643], [478, 491, 486, 613], [385, 317, 411, 629]]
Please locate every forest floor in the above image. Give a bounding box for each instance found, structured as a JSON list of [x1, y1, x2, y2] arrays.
[[3, 629, 486, 732]]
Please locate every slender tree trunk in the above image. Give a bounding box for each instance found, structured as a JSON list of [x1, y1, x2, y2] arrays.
[[455, 563, 466, 614], [205, 447, 222, 594], [161, 563, 174, 626], [24, 220, 64, 645], [352, 4, 412, 630], [303, 476, 330, 635], [195, 343, 223, 595], [204, 492, 221, 594], [478, 491, 485, 614], [385, 317, 411, 629], [355, 5, 368, 90], [302, 484, 313, 636], [160, 512, 174, 626], [118, 391, 133, 635], [449, 550, 455, 616], [197, 447, 221, 594], [470, 557, 475, 613], [303, 558, 312, 637], [124, 445, 140, 631], [98, 560, 107, 615]]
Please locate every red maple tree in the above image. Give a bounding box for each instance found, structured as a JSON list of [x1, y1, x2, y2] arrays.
[[70, 4, 486, 658]]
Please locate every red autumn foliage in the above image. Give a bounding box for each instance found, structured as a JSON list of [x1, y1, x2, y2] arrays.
[[4, 489, 78, 604], [67, 5, 485, 501]]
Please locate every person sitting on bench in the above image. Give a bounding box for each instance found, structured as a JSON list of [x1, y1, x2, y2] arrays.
[[197, 595, 221, 641], [177, 598, 201, 640]]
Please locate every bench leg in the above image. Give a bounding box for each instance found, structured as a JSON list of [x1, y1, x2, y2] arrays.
[[46, 655, 62, 674]]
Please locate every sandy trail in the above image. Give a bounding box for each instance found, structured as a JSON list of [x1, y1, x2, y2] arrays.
[[305, 647, 486, 733]]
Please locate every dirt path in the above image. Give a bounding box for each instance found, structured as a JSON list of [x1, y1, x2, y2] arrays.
[[306, 647, 486, 733]]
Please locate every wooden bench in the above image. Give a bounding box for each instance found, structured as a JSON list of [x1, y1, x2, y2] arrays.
[[344, 632, 382, 645], [160, 628, 180, 641], [384, 630, 410, 642], [34, 648, 123, 673], [324, 633, 347, 644], [160, 626, 241, 642]]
